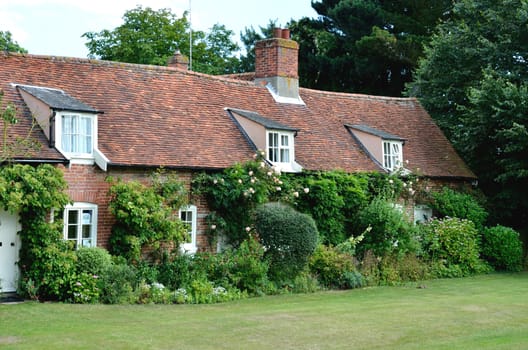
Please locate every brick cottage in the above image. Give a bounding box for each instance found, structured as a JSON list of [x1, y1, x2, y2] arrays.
[[0, 29, 475, 291]]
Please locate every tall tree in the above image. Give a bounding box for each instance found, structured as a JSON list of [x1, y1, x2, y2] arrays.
[[408, 0, 528, 233], [0, 31, 27, 53], [289, 0, 452, 96], [83, 6, 240, 74], [238, 20, 278, 73], [192, 24, 240, 75]]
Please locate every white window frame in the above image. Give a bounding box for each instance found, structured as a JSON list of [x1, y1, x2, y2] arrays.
[[267, 130, 294, 165], [55, 111, 98, 164], [383, 140, 403, 171], [63, 203, 98, 249], [179, 205, 197, 254]]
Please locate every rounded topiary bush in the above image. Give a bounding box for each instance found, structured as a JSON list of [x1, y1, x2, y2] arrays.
[[481, 225, 523, 272], [255, 202, 318, 282], [75, 247, 113, 276]]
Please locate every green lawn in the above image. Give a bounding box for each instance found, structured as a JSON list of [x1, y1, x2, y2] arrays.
[[1, 273, 527, 350]]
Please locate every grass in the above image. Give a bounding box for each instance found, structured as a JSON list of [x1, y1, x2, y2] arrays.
[[1, 273, 527, 349]]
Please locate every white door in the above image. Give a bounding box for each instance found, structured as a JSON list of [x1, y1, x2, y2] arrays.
[[0, 210, 21, 293]]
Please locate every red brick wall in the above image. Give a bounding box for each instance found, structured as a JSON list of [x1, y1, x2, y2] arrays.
[[59, 164, 213, 251], [255, 37, 299, 79]]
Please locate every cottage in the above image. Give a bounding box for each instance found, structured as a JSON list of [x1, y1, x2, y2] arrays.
[[0, 29, 474, 292]]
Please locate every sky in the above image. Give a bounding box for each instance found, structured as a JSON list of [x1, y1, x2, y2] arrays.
[[0, 0, 318, 58]]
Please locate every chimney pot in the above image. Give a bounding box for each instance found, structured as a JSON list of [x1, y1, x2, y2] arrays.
[[273, 28, 282, 38], [281, 29, 290, 39], [168, 50, 189, 70]]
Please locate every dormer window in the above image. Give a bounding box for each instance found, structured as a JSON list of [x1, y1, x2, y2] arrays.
[[227, 108, 302, 173], [383, 140, 403, 171], [347, 124, 406, 173], [61, 114, 93, 156], [16, 84, 109, 170], [55, 111, 98, 163], [268, 131, 292, 163]]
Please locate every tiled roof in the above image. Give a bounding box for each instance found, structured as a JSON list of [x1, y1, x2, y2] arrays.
[[0, 52, 475, 179]]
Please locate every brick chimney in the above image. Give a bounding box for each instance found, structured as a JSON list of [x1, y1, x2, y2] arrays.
[[255, 28, 301, 102], [168, 50, 189, 70]]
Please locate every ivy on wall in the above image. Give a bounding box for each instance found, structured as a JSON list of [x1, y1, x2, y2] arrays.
[[107, 171, 189, 263], [0, 164, 71, 300], [193, 153, 420, 247]]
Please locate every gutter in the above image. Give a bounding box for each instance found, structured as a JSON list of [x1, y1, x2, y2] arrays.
[[5, 158, 69, 165]]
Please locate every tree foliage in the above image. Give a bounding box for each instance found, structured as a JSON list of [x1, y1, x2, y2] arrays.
[[84, 6, 188, 66], [289, 0, 452, 96], [0, 31, 27, 53], [408, 0, 528, 232], [83, 6, 240, 74]]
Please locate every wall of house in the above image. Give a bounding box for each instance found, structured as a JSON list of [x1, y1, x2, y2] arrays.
[[18, 90, 52, 140], [351, 129, 382, 164], [233, 115, 266, 150], [59, 164, 212, 252]]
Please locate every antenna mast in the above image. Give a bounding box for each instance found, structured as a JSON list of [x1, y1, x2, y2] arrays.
[[189, 0, 192, 71]]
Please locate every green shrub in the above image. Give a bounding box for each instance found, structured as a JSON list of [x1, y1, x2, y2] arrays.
[[289, 271, 320, 293], [342, 271, 366, 289], [430, 187, 488, 231], [255, 202, 319, 282], [309, 245, 359, 289], [356, 196, 418, 257], [222, 237, 271, 295], [75, 247, 113, 276], [69, 272, 100, 304], [157, 254, 195, 290], [26, 240, 77, 301], [137, 282, 172, 304], [135, 262, 160, 285], [378, 254, 429, 285], [191, 237, 272, 296], [419, 217, 488, 276], [99, 263, 138, 304], [358, 250, 381, 286], [481, 225, 523, 272], [292, 171, 368, 245]]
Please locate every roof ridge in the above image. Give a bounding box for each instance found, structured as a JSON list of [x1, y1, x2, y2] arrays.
[[299, 86, 418, 102], [1, 51, 256, 86]]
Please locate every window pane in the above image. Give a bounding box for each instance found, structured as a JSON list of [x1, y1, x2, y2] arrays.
[[268, 132, 279, 162], [281, 135, 289, 146], [62, 116, 72, 152], [68, 210, 79, 224], [82, 225, 92, 238], [280, 148, 290, 162], [82, 210, 92, 224], [80, 117, 92, 153], [68, 225, 77, 239], [61, 115, 93, 154]]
